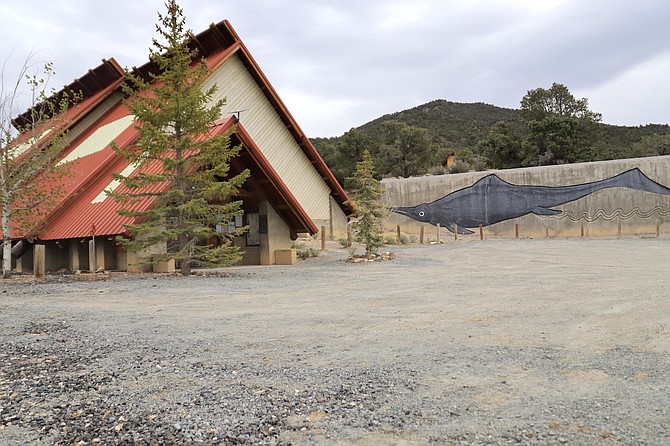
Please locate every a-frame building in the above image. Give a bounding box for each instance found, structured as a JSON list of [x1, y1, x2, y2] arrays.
[[8, 20, 351, 273]]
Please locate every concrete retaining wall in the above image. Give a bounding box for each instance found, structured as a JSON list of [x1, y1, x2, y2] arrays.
[[382, 155, 670, 239]]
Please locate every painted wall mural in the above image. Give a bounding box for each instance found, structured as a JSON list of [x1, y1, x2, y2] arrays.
[[392, 168, 670, 234]]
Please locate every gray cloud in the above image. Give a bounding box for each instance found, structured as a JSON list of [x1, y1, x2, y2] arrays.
[[2, 0, 669, 137]]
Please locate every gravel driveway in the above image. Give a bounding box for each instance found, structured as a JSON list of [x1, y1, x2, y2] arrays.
[[1, 238, 669, 445]]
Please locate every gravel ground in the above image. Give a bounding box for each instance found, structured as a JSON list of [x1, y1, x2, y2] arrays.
[[1, 238, 669, 445]]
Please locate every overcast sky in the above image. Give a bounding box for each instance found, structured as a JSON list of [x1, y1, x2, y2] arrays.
[[1, 0, 669, 137]]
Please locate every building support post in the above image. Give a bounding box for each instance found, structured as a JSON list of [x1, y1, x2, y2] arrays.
[[34, 245, 45, 279], [89, 239, 97, 273]]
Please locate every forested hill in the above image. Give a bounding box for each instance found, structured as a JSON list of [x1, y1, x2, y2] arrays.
[[358, 99, 669, 156], [357, 100, 524, 149], [311, 99, 670, 183]]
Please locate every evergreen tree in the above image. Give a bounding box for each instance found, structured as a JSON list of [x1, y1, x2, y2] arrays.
[[629, 133, 670, 157], [477, 121, 524, 169], [520, 83, 604, 165], [112, 0, 249, 274], [347, 150, 385, 256], [378, 120, 434, 178], [337, 128, 378, 185]]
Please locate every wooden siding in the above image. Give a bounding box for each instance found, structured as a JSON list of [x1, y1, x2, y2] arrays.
[[203, 55, 331, 220]]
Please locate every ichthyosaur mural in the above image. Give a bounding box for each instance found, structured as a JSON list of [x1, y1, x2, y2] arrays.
[[392, 168, 670, 234]]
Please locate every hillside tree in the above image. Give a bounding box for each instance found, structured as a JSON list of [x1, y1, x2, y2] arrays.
[[378, 120, 434, 177], [477, 121, 524, 169], [111, 0, 249, 274], [337, 128, 378, 185], [1, 56, 77, 278], [346, 150, 385, 256], [629, 133, 670, 158], [520, 83, 604, 165]]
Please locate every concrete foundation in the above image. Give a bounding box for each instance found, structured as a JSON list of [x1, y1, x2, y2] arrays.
[[12, 201, 311, 273], [275, 248, 297, 265]]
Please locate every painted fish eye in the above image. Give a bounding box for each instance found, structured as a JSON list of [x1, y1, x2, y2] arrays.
[[418, 211, 425, 217]]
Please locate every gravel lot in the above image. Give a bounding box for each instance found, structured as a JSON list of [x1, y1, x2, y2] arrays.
[[1, 238, 669, 445]]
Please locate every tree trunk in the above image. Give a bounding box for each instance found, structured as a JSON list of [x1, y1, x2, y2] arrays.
[[2, 204, 12, 279], [180, 260, 191, 276]]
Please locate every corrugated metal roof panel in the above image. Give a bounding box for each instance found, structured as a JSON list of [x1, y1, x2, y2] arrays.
[[5, 99, 137, 239], [41, 118, 318, 239]]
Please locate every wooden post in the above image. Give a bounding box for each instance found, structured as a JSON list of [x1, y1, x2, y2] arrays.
[[617, 221, 622, 239], [581, 223, 584, 238], [454, 224, 458, 241], [515, 224, 519, 239], [436, 223, 440, 244], [89, 239, 97, 272], [396, 225, 401, 244], [33, 245, 45, 279], [321, 226, 326, 250], [479, 224, 484, 241], [347, 229, 352, 247], [656, 219, 661, 238], [420, 226, 424, 244], [545, 226, 549, 238]]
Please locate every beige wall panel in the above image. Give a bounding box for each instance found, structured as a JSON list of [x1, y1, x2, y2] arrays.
[[203, 56, 331, 220]]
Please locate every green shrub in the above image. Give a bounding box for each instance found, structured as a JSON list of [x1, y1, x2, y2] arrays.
[[384, 235, 398, 245], [291, 241, 306, 250], [297, 248, 319, 260], [448, 159, 471, 174]]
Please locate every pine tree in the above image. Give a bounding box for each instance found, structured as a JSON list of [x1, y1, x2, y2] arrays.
[[347, 150, 386, 256], [112, 0, 249, 274]]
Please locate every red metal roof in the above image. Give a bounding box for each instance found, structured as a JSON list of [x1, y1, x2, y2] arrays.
[[28, 102, 140, 237], [3, 60, 127, 239], [40, 117, 318, 239]]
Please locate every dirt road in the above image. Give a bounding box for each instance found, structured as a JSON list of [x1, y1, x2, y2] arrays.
[[1, 238, 669, 445]]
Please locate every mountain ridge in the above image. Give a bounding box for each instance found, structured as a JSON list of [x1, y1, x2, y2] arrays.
[[310, 99, 670, 180]]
